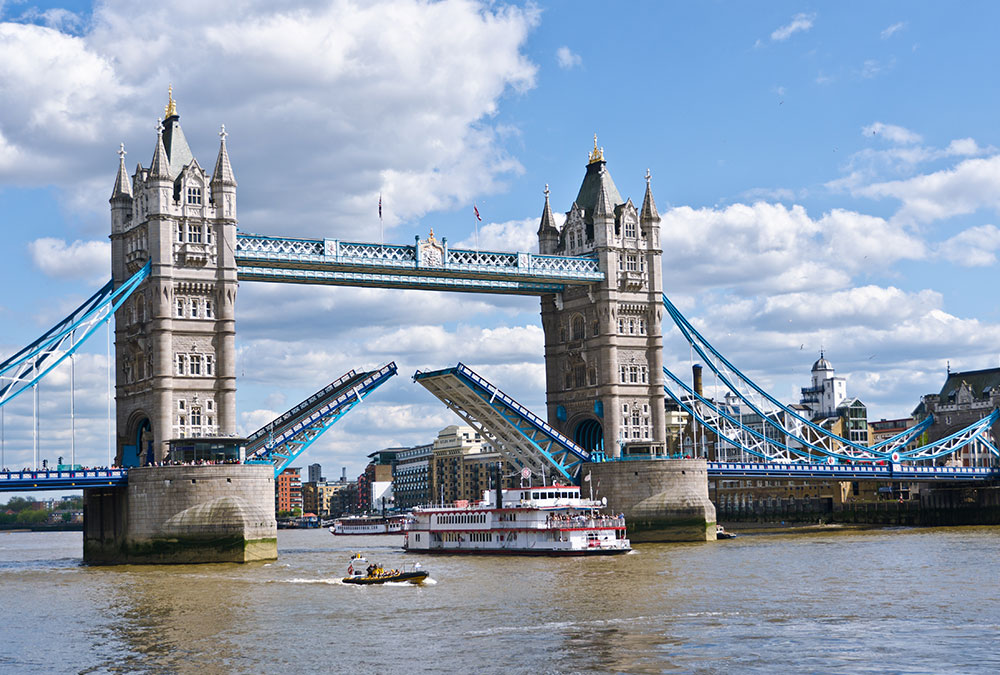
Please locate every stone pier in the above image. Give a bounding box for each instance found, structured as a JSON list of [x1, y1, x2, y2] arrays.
[[84, 464, 277, 564], [590, 459, 717, 542]]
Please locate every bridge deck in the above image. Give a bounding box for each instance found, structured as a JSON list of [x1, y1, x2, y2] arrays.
[[235, 233, 604, 294], [707, 461, 999, 481], [246, 362, 397, 476], [413, 363, 590, 482], [0, 468, 127, 491]]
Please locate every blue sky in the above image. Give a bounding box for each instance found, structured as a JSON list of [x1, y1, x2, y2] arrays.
[[2, 1, 1000, 486]]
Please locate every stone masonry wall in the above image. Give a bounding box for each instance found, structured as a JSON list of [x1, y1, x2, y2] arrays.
[[589, 459, 716, 542]]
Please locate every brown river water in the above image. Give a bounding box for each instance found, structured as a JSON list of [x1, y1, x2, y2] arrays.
[[1, 526, 998, 674]]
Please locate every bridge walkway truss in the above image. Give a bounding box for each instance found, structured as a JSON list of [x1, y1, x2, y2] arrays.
[[244, 362, 397, 477], [235, 233, 604, 295], [413, 363, 590, 483]]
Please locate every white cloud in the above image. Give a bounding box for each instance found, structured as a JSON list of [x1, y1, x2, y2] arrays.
[[860, 58, 894, 79], [0, 0, 540, 236], [556, 46, 581, 69], [659, 202, 924, 295], [881, 22, 905, 39], [770, 13, 814, 42], [860, 154, 1000, 224], [453, 215, 554, 252], [863, 122, 922, 145], [938, 224, 1000, 267], [27, 237, 110, 281]]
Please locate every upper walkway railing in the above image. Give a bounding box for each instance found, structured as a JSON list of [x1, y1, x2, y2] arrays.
[[235, 232, 603, 294]]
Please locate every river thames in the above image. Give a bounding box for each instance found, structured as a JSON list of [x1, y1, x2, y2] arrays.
[[2, 526, 998, 674]]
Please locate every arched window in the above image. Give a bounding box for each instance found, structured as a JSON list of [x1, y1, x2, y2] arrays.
[[572, 315, 585, 340]]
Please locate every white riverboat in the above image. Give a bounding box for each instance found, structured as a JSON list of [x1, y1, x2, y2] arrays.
[[329, 515, 407, 536], [404, 485, 630, 555]]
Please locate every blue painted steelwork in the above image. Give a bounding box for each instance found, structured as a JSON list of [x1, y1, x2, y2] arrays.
[[235, 233, 603, 295], [245, 362, 397, 476], [0, 468, 127, 492], [661, 293, 999, 464], [707, 461, 999, 481], [413, 363, 590, 482], [663, 365, 938, 462], [0, 262, 151, 408]]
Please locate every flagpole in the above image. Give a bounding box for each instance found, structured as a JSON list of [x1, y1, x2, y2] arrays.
[[379, 193, 384, 247]]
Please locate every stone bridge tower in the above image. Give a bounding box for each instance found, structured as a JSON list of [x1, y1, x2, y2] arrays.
[[108, 90, 238, 465], [538, 140, 666, 458]]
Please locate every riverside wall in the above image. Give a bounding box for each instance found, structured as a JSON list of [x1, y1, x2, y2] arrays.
[[83, 464, 277, 564], [590, 459, 716, 542], [715, 484, 1000, 527]]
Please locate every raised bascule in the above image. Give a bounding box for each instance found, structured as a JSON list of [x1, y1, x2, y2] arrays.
[[3, 93, 998, 561]]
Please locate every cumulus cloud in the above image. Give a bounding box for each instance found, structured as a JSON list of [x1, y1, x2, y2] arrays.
[[859, 155, 1000, 224], [938, 224, 1000, 266], [0, 0, 540, 235], [863, 122, 922, 145], [28, 237, 110, 281], [556, 46, 581, 69], [770, 13, 814, 42], [659, 202, 924, 295], [453, 215, 555, 252]]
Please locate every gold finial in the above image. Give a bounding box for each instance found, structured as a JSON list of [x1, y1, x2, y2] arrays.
[[588, 133, 604, 164], [428, 228, 437, 244], [164, 84, 177, 118]]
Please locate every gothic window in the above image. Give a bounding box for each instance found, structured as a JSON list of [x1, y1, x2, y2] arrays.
[[588, 368, 597, 386], [190, 407, 202, 427], [638, 318, 647, 335], [565, 371, 572, 389], [628, 319, 636, 335], [177, 223, 185, 242], [190, 299, 199, 319], [178, 400, 185, 411], [205, 355, 214, 376], [592, 321, 599, 337], [574, 364, 586, 388], [205, 226, 213, 245], [186, 187, 202, 205], [190, 355, 202, 376], [572, 315, 585, 341], [176, 354, 186, 376], [176, 298, 185, 317], [205, 299, 214, 318], [619, 365, 628, 383], [626, 255, 638, 272], [618, 318, 626, 334], [207, 400, 213, 411], [179, 415, 186, 427], [188, 223, 202, 244], [624, 220, 636, 238]]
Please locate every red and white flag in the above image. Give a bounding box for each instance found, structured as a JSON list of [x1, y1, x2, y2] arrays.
[[474, 204, 481, 221]]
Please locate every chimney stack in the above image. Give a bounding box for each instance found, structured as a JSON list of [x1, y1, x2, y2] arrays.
[[692, 364, 703, 397]]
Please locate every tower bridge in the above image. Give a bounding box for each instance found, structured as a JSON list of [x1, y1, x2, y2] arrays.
[[3, 93, 997, 558]]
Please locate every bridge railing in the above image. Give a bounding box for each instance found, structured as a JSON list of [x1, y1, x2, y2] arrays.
[[235, 233, 603, 280]]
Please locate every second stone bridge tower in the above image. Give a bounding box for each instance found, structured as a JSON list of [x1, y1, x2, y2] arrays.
[[538, 141, 666, 458]]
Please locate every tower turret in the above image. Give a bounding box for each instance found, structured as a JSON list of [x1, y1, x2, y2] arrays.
[[537, 184, 559, 254], [110, 143, 133, 235], [211, 124, 237, 220]]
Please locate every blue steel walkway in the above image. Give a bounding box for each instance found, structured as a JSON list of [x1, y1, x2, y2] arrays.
[[707, 461, 1000, 481], [235, 233, 604, 294], [0, 468, 127, 491]]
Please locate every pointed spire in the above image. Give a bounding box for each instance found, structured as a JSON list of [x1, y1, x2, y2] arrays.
[[148, 118, 170, 180], [111, 143, 133, 201], [211, 124, 237, 187], [537, 184, 557, 235], [594, 176, 613, 218], [640, 168, 660, 222]]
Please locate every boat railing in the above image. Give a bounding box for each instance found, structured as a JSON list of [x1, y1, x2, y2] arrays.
[[540, 515, 625, 529]]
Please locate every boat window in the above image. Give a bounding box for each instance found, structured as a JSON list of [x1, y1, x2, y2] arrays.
[[531, 492, 538, 499]]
